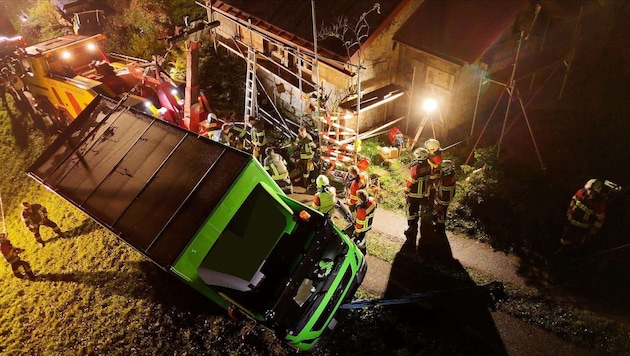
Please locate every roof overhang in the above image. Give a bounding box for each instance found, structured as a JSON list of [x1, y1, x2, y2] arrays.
[[339, 84, 406, 113]]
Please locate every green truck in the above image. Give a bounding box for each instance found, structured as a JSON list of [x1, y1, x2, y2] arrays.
[[27, 96, 367, 351]]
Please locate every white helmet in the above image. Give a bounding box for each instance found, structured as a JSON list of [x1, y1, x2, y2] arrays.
[[316, 175, 330, 188], [413, 147, 429, 160], [424, 138, 440, 154], [441, 159, 455, 175], [584, 178, 603, 194]]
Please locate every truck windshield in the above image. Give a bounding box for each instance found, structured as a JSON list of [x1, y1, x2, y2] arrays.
[[198, 184, 297, 292]]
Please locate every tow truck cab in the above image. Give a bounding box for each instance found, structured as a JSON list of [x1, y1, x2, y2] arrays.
[[27, 96, 367, 351]]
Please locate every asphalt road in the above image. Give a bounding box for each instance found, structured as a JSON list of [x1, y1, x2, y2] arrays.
[[367, 208, 595, 356]]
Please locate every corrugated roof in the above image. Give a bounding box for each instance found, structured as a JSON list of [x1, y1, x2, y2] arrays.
[[393, 0, 528, 65], [210, 0, 407, 60]]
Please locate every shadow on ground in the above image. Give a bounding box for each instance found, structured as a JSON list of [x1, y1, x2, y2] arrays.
[[325, 226, 508, 355]]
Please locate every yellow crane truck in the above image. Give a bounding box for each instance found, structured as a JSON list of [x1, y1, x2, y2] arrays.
[[12, 33, 209, 132]]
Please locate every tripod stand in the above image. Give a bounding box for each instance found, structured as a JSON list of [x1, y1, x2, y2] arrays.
[[466, 5, 546, 171]]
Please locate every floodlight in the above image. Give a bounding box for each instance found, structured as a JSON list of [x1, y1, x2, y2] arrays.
[[422, 98, 438, 113]]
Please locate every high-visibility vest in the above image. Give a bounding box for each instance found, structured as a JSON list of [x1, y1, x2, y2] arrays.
[[230, 125, 247, 139], [405, 160, 432, 198], [355, 198, 377, 233], [313, 187, 337, 214], [264, 153, 289, 181], [567, 188, 606, 231], [250, 121, 268, 147], [296, 135, 316, 160]]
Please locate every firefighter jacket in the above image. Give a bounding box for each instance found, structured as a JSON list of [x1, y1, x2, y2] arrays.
[[230, 125, 247, 140], [355, 197, 377, 234], [313, 186, 337, 214], [250, 121, 268, 147], [264, 152, 289, 181], [435, 172, 457, 206], [405, 159, 433, 199], [295, 133, 316, 160], [21, 204, 48, 229], [1, 240, 20, 264], [428, 153, 443, 180], [347, 172, 368, 208], [566, 188, 606, 233]]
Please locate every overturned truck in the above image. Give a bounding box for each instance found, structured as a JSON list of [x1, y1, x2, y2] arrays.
[[27, 96, 367, 351]]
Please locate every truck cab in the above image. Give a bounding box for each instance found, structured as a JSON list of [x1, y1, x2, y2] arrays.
[[15, 34, 197, 130]]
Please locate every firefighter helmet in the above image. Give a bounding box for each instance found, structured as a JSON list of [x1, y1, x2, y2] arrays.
[[356, 189, 369, 203], [221, 123, 232, 130], [265, 147, 274, 156], [585, 179, 603, 194], [441, 159, 455, 175], [424, 138, 441, 154], [413, 147, 429, 160], [316, 175, 330, 188]]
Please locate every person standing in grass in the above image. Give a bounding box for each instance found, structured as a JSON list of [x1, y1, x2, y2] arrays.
[[20, 201, 65, 247], [0, 232, 36, 280]]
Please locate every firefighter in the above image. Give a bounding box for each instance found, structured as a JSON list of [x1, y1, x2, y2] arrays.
[[403, 147, 434, 252], [248, 116, 268, 161], [312, 175, 337, 214], [346, 167, 369, 213], [294, 126, 317, 189], [264, 147, 293, 194], [556, 179, 607, 257], [0, 233, 36, 280], [353, 189, 377, 255], [433, 159, 457, 230], [20, 201, 64, 247]]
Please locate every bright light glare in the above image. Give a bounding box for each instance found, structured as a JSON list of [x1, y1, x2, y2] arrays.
[[61, 51, 71, 60], [87, 43, 97, 51], [422, 98, 438, 113]]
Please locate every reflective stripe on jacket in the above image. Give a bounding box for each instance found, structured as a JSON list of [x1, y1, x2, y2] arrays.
[[567, 188, 606, 231], [250, 121, 267, 147], [264, 153, 289, 181], [355, 198, 377, 233], [405, 160, 432, 198], [1, 242, 19, 264], [313, 187, 337, 214], [296, 134, 316, 160], [435, 174, 456, 206], [21, 204, 47, 228]]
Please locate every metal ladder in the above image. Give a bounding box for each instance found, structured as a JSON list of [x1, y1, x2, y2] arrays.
[[244, 48, 257, 119]]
